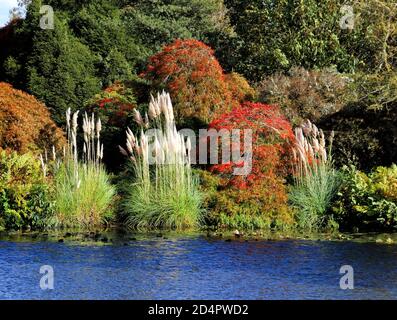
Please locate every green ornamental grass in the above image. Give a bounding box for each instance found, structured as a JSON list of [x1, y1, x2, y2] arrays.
[[289, 120, 341, 230], [121, 92, 203, 230], [49, 109, 115, 228]]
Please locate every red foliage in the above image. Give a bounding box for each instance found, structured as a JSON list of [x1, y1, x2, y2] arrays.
[[0, 82, 65, 153], [142, 39, 235, 124], [209, 101, 295, 189], [87, 81, 136, 127], [207, 101, 295, 224]]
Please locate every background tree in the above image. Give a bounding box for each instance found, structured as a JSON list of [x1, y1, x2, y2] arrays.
[[319, 71, 397, 170], [0, 0, 233, 125], [26, 13, 100, 123], [122, 0, 234, 69], [69, 0, 138, 85], [0, 0, 101, 123], [143, 39, 235, 127], [223, 0, 397, 81]]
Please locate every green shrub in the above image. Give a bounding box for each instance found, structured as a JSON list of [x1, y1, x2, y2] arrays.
[[209, 187, 294, 230], [218, 213, 273, 230], [0, 150, 55, 230], [195, 169, 294, 231], [371, 165, 397, 202], [333, 165, 397, 231]]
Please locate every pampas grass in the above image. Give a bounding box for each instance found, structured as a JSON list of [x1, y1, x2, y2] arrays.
[[289, 119, 341, 230], [49, 109, 115, 228], [53, 161, 114, 228], [121, 92, 203, 230]]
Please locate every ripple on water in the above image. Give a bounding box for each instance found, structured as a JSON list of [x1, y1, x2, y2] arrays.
[[0, 236, 397, 299]]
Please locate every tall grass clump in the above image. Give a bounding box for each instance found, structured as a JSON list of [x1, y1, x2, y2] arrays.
[[48, 110, 115, 228], [120, 92, 203, 230], [289, 119, 341, 230]]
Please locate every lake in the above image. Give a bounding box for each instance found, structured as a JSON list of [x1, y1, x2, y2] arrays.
[[0, 232, 396, 299]]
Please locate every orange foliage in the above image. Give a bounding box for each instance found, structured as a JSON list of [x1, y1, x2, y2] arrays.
[[142, 39, 235, 125], [0, 82, 65, 153], [225, 72, 256, 103]]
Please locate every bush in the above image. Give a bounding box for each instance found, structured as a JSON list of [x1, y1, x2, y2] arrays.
[[142, 39, 235, 126], [121, 92, 203, 230], [0, 82, 65, 153], [258, 67, 351, 125], [289, 120, 341, 231], [0, 150, 55, 230], [205, 101, 295, 230], [205, 178, 294, 230], [371, 165, 397, 202], [225, 72, 256, 102], [196, 169, 293, 230], [332, 165, 397, 232]]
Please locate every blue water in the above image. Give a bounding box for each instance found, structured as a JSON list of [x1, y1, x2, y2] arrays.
[[0, 235, 397, 299]]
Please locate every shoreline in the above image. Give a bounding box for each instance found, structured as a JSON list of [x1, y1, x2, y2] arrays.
[[1, 228, 396, 245]]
